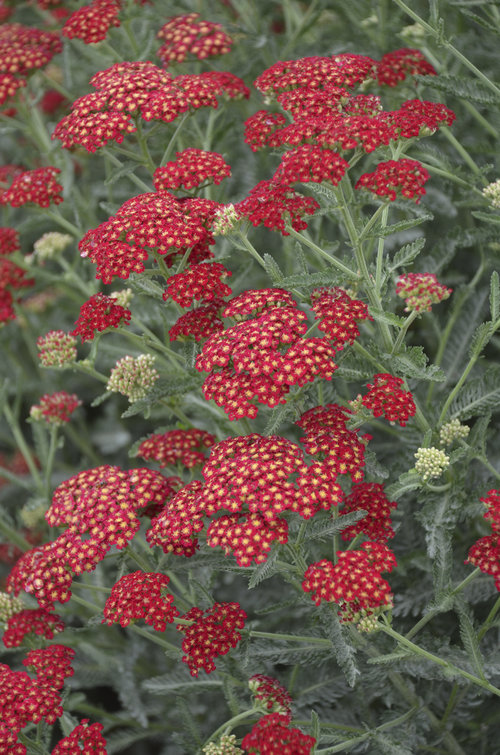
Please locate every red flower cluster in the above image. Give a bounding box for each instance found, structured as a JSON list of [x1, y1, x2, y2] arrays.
[[361, 373, 416, 426], [79, 191, 222, 283], [30, 391, 82, 425], [249, 674, 292, 714], [196, 289, 337, 420], [103, 571, 179, 630], [147, 433, 343, 565], [177, 602, 246, 676], [53, 61, 249, 153], [163, 262, 232, 307], [235, 179, 319, 235], [241, 712, 316, 754], [297, 404, 370, 483], [0, 645, 74, 751], [7, 465, 176, 608], [355, 158, 430, 203], [245, 52, 453, 162], [302, 543, 396, 624], [376, 48, 436, 86], [62, 0, 121, 45], [0, 166, 63, 208], [0, 227, 34, 324], [3, 607, 65, 648], [311, 287, 371, 351], [0, 23, 61, 106], [153, 148, 231, 191], [51, 719, 108, 754], [396, 272, 452, 312], [168, 297, 226, 342], [71, 292, 131, 342], [466, 490, 500, 589], [157, 13, 233, 65], [274, 144, 348, 186], [136, 428, 215, 468], [340, 482, 397, 543]]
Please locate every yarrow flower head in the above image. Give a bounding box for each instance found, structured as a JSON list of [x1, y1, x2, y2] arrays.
[[3, 607, 64, 648], [483, 179, 500, 209], [361, 373, 416, 426], [37, 330, 77, 367], [396, 272, 452, 312], [0, 167, 63, 208], [163, 262, 232, 307], [169, 298, 226, 342], [102, 571, 179, 631], [62, 0, 121, 45], [51, 719, 108, 754], [156, 13, 233, 66], [235, 179, 319, 235], [136, 428, 215, 469], [376, 47, 436, 86], [340, 482, 397, 543], [241, 712, 316, 754], [0, 592, 24, 625], [71, 292, 131, 342], [355, 158, 430, 203], [248, 674, 293, 714], [153, 149, 231, 191], [177, 602, 247, 676], [202, 734, 242, 754], [302, 543, 396, 629], [32, 232, 72, 262], [311, 287, 371, 351], [439, 418, 470, 447], [107, 354, 159, 402], [273, 144, 348, 186], [414, 446, 450, 481], [30, 391, 81, 425], [211, 203, 240, 236]]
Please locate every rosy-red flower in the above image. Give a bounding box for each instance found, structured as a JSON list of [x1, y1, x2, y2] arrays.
[[169, 298, 225, 342], [177, 602, 246, 676], [103, 571, 179, 631], [71, 292, 131, 342], [376, 48, 436, 86], [361, 373, 416, 426], [311, 287, 371, 351], [157, 13, 233, 65], [23, 644, 75, 690], [235, 179, 319, 235], [355, 158, 430, 203], [30, 391, 81, 425], [163, 262, 232, 307], [51, 719, 107, 754], [3, 608, 65, 648], [241, 712, 316, 754], [0, 167, 63, 208], [62, 0, 121, 45], [154, 148, 231, 191], [396, 272, 452, 312], [273, 144, 348, 186], [248, 675, 293, 714], [136, 428, 215, 469], [340, 482, 397, 543]]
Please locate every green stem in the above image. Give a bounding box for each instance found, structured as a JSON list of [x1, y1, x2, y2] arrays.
[[74, 361, 109, 384], [314, 706, 419, 754], [478, 594, 500, 641], [201, 709, 257, 750], [391, 0, 500, 98], [3, 402, 43, 490], [285, 225, 360, 279], [234, 231, 267, 269], [374, 204, 390, 295], [101, 148, 152, 192], [248, 630, 330, 645], [44, 424, 59, 501], [0, 516, 32, 551], [440, 127, 485, 181], [42, 209, 81, 237], [379, 623, 500, 697], [160, 113, 190, 166], [391, 309, 419, 355]]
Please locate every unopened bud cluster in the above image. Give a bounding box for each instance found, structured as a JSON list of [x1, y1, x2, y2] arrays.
[[202, 734, 242, 754], [414, 447, 450, 481], [439, 418, 470, 447], [212, 203, 239, 235], [110, 288, 133, 308], [107, 354, 159, 402], [37, 330, 77, 367], [0, 592, 24, 625], [483, 179, 500, 209], [32, 231, 72, 261]]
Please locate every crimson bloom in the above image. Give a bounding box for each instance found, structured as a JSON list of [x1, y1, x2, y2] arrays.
[[361, 373, 416, 426], [71, 292, 131, 342], [103, 571, 179, 631], [51, 719, 107, 754], [355, 158, 430, 203], [177, 602, 246, 676], [241, 712, 316, 754]]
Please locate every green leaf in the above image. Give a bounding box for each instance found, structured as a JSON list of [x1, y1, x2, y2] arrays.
[[472, 210, 500, 225], [278, 268, 343, 289], [121, 373, 203, 418], [319, 605, 359, 687], [91, 391, 112, 407], [455, 597, 486, 680], [377, 213, 433, 238], [388, 237, 426, 272], [263, 253, 284, 284], [129, 276, 165, 299], [458, 7, 500, 35], [369, 307, 406, 328], [305, 510, 367, 541], [264, 399, 301, 436], [468, 321, 493, 358], [386, 345, 445, 382], [104, 160, 141, 186], [385, 472, 421, 500], [450, 367, 500, 419], [417, 73, 500, 105], [143, 672, 223, 695], [248, 548, 280, 588], [310, 710, 321, 743], [490, 271, 500, 321]]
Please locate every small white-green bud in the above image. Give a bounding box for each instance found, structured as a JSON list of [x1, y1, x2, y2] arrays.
[[414, 447, 450, 481]]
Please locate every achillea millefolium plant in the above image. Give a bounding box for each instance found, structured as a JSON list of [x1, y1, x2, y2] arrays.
[[1, 1, 500, 753]]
